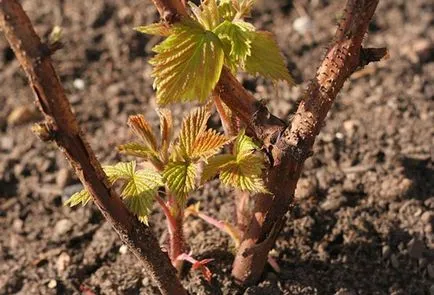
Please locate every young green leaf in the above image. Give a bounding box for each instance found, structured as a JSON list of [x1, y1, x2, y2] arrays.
[[245, 31, 293, 84], [189, 0, 220, 30], [163, 161, 197, 200], [201, 154, 235, 182], [121, 168, 163, 224], [213, 20, 255, 68], [64, 189, 92, 207], [178, 106, 210, 157], [219, 153, 266, 193], [192, 130, 231, 159], [202, 132, 267, 193], [218, 0, 237, 21], [150, 19, 225, 104], [157, 108, 173, 163], [128, 115, 158, 152], [231, 0, 255, 19], [176, 106, 229, 161], [135, 22, 171, 37], [103, 161, 137, 183], [118, 142, 156, 159]]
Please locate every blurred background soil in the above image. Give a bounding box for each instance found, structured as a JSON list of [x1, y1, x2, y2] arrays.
[[0, 0, 433, 294]]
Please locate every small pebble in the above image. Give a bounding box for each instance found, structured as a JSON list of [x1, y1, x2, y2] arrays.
[[73, 78, 86, 90], [321, 197, 346, 211], [57, 252, 71, 273], [47, 279, 57, 289], [53, 219, 73, 238], [293, 16, 313, 35], [119, 244, 128, 255], [56, 168, 71, 188], [382, 245, 391, 259]]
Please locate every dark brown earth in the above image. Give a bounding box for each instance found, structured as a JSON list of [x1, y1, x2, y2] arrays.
[[1, 0, 433, 294]]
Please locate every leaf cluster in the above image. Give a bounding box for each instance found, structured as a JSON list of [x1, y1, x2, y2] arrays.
[[65, 106, 266, 223], [136, 0, 293, 105]]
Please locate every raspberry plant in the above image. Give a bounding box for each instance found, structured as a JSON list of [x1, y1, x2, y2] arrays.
[[1, 0, 385, 293], [65, 0, 289, 278]]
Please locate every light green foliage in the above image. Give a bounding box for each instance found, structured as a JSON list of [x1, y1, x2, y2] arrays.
[[164, 106, 230, 200], [64, 190, 92, 207], [176, 106, 230, 161], [65, 161, 162, 224], [134, 22, 171, 36], [245, 31, 293, 83], [203, 131, 267, 193], [163, 161, 197, 203], [136, 0, 292, 105], [189, 0, 220, 30], [213, 20, 255, 71], [150, 19, 225, 104]]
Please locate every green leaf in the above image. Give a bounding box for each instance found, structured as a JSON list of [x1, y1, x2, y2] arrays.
[[219, 153, 266, 193], [64, 189, 92, 207], [121, 169, 163, 224], [203, 132, 267, 192], [103, 161, 136, 184], [175, 106, 229, 161], [135, 22, 171, 36], [231, 0, 255, 18], [177, 106, 210, 157], [150, 19, 225, 104], [213, 20, 255, 69], [245, 31, 293, 84], [189, 0, 220, 30], [192, 130, 231, 159], [127, 115, 158, 151], [233, 129, 258, 156], [218, 0, 237, 21], [118, 142, 156, 159], [201, 154, 235, 182], [65, 162, 162, 223], [163, 161, 197, 200]]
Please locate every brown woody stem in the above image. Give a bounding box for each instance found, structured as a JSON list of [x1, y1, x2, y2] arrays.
[[231, 0, 382, 285], [0, 1, 186, 294]]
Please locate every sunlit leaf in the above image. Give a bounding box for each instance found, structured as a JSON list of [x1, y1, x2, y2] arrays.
[[135, 22, 171, 36], [103, 161, 136, 184], [117, 142, 156, 159], [128, 115, 158, 151], [233, 129, 258, 156], [218, 0, 237, 21], [189, 0, 220, 30], [191, 130, 231, 159], [203, 132, 267, 192], [201, 154, 235, 182], [163, 161, 197, 200], [213, 20, 255, 69], [150, 19, 225, 104], [64, 189, 92, 207], [157, 108, 173, 163], [231, 0, 255, 18], [219, 153, 266, 192], [177, 106, 210, 158], [121, 169, 163, 224], [245, 31, 293, 84]]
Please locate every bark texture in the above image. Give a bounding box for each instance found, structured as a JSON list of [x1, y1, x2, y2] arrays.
[[0, 1, 186, 294]]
